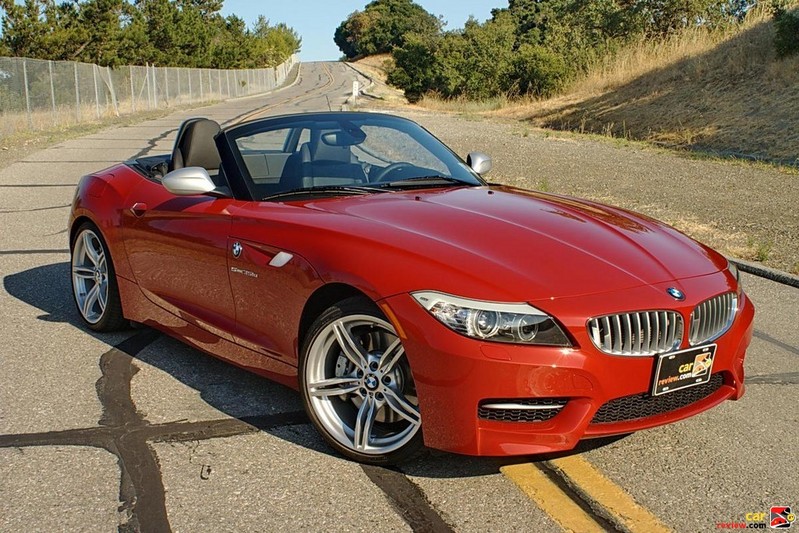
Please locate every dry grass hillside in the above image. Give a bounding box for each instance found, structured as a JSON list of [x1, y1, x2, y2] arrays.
[[490, 8, 799, 163]]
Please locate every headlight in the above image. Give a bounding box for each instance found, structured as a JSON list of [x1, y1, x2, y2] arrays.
[[412, 291, 572, 346], [727, 261, 742, 290]]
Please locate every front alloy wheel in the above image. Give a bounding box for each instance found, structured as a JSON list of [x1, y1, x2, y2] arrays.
[[301, 297, 423, 464]]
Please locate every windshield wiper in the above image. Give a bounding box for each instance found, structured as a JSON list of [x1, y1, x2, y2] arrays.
[[377, 175, 472, 189], [262, 185, 385, 202]]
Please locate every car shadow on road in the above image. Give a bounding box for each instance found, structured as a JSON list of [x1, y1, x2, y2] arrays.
[[4, 262, 629, 479]]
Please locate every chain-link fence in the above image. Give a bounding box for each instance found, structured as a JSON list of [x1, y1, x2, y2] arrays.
[[0, 55, 297, 138]]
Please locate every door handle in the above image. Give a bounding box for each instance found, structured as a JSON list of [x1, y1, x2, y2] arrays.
[[130, 202, 148, 217]]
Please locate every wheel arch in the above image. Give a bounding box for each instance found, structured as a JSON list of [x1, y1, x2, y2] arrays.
[[69, 215, 96, 249], [298, 283, 373, 350]]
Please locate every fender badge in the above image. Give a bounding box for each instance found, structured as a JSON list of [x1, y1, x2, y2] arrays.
[[232, 241, 242, 258], [667, 287, 685, 301]]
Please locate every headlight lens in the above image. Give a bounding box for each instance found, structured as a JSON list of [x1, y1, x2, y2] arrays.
[[727, 261, 742, 290], [412, 291, 572, 346]]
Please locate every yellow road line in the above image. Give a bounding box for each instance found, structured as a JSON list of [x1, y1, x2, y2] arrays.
[[500, 463, 605, 533], [548, 455, 672, 533]]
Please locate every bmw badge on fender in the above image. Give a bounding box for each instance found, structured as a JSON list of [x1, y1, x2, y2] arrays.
[[69, 112, 754, 464]]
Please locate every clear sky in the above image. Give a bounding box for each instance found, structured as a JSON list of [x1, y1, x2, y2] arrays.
[[221, 1, 508, 62]]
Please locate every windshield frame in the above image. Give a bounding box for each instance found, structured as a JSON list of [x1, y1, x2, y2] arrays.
[[215, 112, 486, 202]]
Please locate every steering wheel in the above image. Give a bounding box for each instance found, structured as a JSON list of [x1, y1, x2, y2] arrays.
[[372, 162, 416, 183]]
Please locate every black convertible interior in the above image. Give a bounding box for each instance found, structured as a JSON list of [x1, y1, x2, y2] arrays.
[[130, 117, 373, 198], [127, 114, 478, 201]]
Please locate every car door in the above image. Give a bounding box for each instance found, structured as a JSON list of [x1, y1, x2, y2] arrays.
[[225, 203, 320, 364], [122, 177, 238, 340]]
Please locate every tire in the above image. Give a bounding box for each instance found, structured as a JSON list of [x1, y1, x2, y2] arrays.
[[300, 296, 424, 465], [70, 222, 127, 332]]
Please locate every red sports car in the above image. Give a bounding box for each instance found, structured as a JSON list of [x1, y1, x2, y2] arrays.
[[69, 112, 754, 464]]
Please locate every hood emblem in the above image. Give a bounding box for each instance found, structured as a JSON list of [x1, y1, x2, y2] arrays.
[[667, 287, 685, 301], [232, 242, 242, 258]]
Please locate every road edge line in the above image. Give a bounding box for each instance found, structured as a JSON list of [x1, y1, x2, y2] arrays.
[[500, 462, 606, 533], [548, 455, 672, 533]]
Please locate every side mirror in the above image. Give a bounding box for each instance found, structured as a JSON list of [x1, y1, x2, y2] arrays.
[[467, 152, 492, 176], [162, 167, 216, 196]]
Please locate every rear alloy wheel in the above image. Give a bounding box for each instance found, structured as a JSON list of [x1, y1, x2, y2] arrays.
[[71, 223, 126, 332], [300, 297, 423, 464]]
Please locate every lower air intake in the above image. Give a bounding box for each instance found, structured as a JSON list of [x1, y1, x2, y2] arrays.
[[478, 398, 567, 422]]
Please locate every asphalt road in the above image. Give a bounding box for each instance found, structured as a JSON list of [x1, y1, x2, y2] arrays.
[[0, 61, 796, 533]]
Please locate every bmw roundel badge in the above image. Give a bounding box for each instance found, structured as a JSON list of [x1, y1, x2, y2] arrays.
[[667, 287, 685, 301]]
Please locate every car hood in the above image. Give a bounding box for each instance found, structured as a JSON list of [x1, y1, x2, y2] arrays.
[[304, 186, 725, 300]]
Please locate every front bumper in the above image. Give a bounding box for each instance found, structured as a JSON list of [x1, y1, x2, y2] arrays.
[[380, 276, 754, 456]]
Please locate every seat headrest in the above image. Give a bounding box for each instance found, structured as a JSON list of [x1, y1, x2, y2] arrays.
[[170, 118, 222, 172]]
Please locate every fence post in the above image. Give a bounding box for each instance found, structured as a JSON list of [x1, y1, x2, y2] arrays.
[[22, 59, 33, 129], [92, 63, 101, 119], [145, 63, 152, 110], [48, 60, 57, 125], [106, 66, 119, 116], [74, 62, 81, 123], [176, 68, 182, 104], [152, 64, 158, 109], [130, 65, 136, 113]]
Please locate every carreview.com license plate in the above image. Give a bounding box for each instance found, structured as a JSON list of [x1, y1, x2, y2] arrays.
[[652, 344, 717, 396]]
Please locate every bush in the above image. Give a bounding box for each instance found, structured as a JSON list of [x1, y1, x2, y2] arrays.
[[773, 5, 799, 58], [510, 44, 572, 97], [386, 33, 439, 103]]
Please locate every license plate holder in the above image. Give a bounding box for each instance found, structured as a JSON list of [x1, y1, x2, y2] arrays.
[[652, 344, 717, 396]]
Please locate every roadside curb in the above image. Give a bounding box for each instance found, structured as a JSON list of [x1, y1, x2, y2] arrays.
[[343, 62, 382, 100], [729, 258, 799, 289]]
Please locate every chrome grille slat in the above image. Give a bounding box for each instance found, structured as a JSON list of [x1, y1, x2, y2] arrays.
[[588, 310, 684, 356], [478, 398, 568, 423], [690, 292, 737, 346], [633, 313, 642, 354]]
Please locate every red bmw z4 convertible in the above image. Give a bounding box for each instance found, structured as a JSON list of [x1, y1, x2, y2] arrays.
[[69, 112, 754, 464]]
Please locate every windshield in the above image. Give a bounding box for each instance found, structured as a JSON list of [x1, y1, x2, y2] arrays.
[[225, 114, 484, 200]]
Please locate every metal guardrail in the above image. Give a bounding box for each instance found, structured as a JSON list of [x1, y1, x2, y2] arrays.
[[0, 55, 297, 138]]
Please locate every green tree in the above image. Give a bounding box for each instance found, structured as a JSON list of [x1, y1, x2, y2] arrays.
[[0, 0, 300, 68], [386, 31, 440, 102], [334, 0, 441, 59]]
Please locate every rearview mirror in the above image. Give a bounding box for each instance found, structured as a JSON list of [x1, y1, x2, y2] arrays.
[[321, 129, 366, 147], [162, 167, 217, 196], [467, 152, 492, 176]]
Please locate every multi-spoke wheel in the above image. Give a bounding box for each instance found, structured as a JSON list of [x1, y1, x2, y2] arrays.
[[71, 222, 126, 332], [300, 297, 424, 464]]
